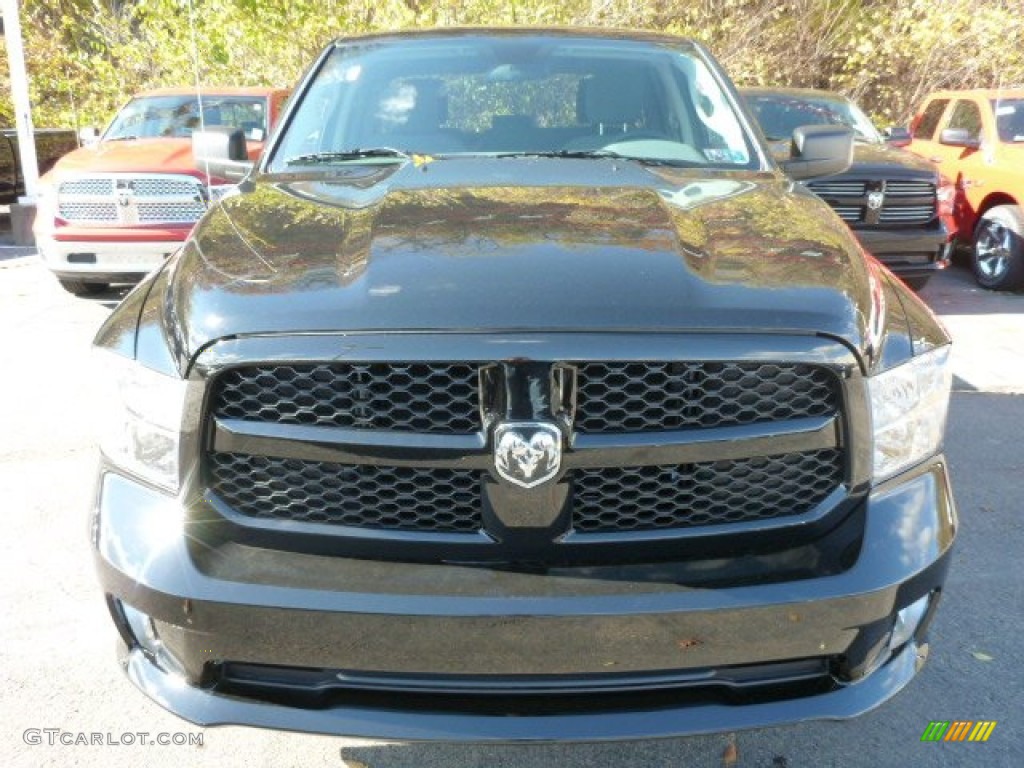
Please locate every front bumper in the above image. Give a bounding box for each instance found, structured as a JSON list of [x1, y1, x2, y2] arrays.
[[94, 460, 956, 742], [36, 234, 181, 283], [851, 226, 953, 279]]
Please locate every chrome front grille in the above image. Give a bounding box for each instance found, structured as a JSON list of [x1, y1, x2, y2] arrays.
[[132, 178, 203, 197], [805, 178, 936, 226], [59, 178, 114, 196], [832, 206, 862, 222], [878, 205, 935, 223], [56, 173, 208, 226], [57, 202, 119, 223], [803, 181, 865, 196], [204, 354, 848, 549], [135, 201, 209, 222], [885, 180, 935, 196]]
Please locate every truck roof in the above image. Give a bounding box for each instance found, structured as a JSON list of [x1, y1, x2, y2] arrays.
[[921, 88, 1024, 100], [133, 86, 287, 98], [330, 26, 702, 48]]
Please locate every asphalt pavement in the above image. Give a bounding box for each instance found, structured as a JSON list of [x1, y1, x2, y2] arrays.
[[0, 253, 1021, 768]]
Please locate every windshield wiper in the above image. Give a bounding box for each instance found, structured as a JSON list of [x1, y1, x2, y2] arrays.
[[495, 149, 693, 167], [284, 147, 410, 165]]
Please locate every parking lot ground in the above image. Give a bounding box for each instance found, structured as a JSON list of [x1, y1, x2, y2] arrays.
[[919, 266, 1024, 393], [0, 254, 1021, 768]]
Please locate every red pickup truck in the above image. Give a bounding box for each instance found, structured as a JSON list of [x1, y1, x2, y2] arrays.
[[34, 87, 288, 295], [904, 89, 1024, 290]]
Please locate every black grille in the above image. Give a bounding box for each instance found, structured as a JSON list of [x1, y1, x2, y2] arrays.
[[573, 362, 837, 433], [205, 358, 847, 541], [211, 363, 481, 434], [208, 452, 482, 532], [572, 449, 843, 532]]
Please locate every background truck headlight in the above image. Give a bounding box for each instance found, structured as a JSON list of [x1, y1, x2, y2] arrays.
[[868, 345, 952, 482], [95, 349, 188, 493]]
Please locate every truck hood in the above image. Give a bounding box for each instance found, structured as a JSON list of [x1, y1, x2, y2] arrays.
[[46, 139, 199, 177], [166, 158, 880, 366], [846, 141, 938, 178]]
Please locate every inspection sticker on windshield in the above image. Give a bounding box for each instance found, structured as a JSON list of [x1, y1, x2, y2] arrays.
[[704, 148, 747, 163]]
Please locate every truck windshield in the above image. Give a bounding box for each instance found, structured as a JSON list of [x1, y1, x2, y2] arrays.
[[104, 95, 267, 141], [745, 93, 882, 144], [269, 35, 759, 170]]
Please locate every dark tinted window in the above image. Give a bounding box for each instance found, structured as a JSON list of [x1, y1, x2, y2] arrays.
[[0, 136, 15, 200], [913, 99, 949, 139], [744, 93, 881, 143], [992, 98, 1024, 142], [947, 100, 983, 141]]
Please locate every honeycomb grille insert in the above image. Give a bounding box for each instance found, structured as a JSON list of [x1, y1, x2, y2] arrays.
[[55, 175, 209, 225], [211, 363, 481, 434], [572, 449, 843, 532], [136, 201, 208, 222], [208, 452, 482, 533], [131, 178, 202, 196], [574, 362, 837, 433], [58, 202, 118, 222]]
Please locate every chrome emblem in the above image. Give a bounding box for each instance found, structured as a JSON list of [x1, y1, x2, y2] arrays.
[[493, 422, 562, 489], [115, 180, 134, 207], [866, 190, 885, 211]]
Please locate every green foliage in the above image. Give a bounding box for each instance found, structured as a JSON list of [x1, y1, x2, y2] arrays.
[[2, 0, 1023, 130]]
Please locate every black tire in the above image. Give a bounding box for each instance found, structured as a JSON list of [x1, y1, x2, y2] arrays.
[[900, 276, 931, 292], [971, 205, 1024, 291], [58, 279, 109, 296]]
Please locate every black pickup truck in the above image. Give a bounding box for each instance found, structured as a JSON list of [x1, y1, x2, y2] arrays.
[[0, 129, 77, 203], [743, 88, 954, 290], [92, 29, 956, 741]]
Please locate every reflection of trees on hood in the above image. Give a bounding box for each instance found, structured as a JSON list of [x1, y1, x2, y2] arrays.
[[662, 181, 856, 285], [188, 175, 859, 293], [194, 183, 680, 290]]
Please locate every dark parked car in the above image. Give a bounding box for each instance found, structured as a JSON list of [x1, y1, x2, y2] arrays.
[[0, 128, 77, 203], [93, 30, 956, 741], [743, 88, 955, 290]]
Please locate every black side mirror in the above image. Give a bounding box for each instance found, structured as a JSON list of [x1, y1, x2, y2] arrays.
[[884, 126, 912, 146], [780, 125, 854, 180], [939, 128, 981, 150], [192, 126, 254, 182]]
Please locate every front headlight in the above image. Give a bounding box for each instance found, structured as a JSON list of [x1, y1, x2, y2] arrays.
[[94, 349, 188, 493], [868, 345, 952, 482]]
